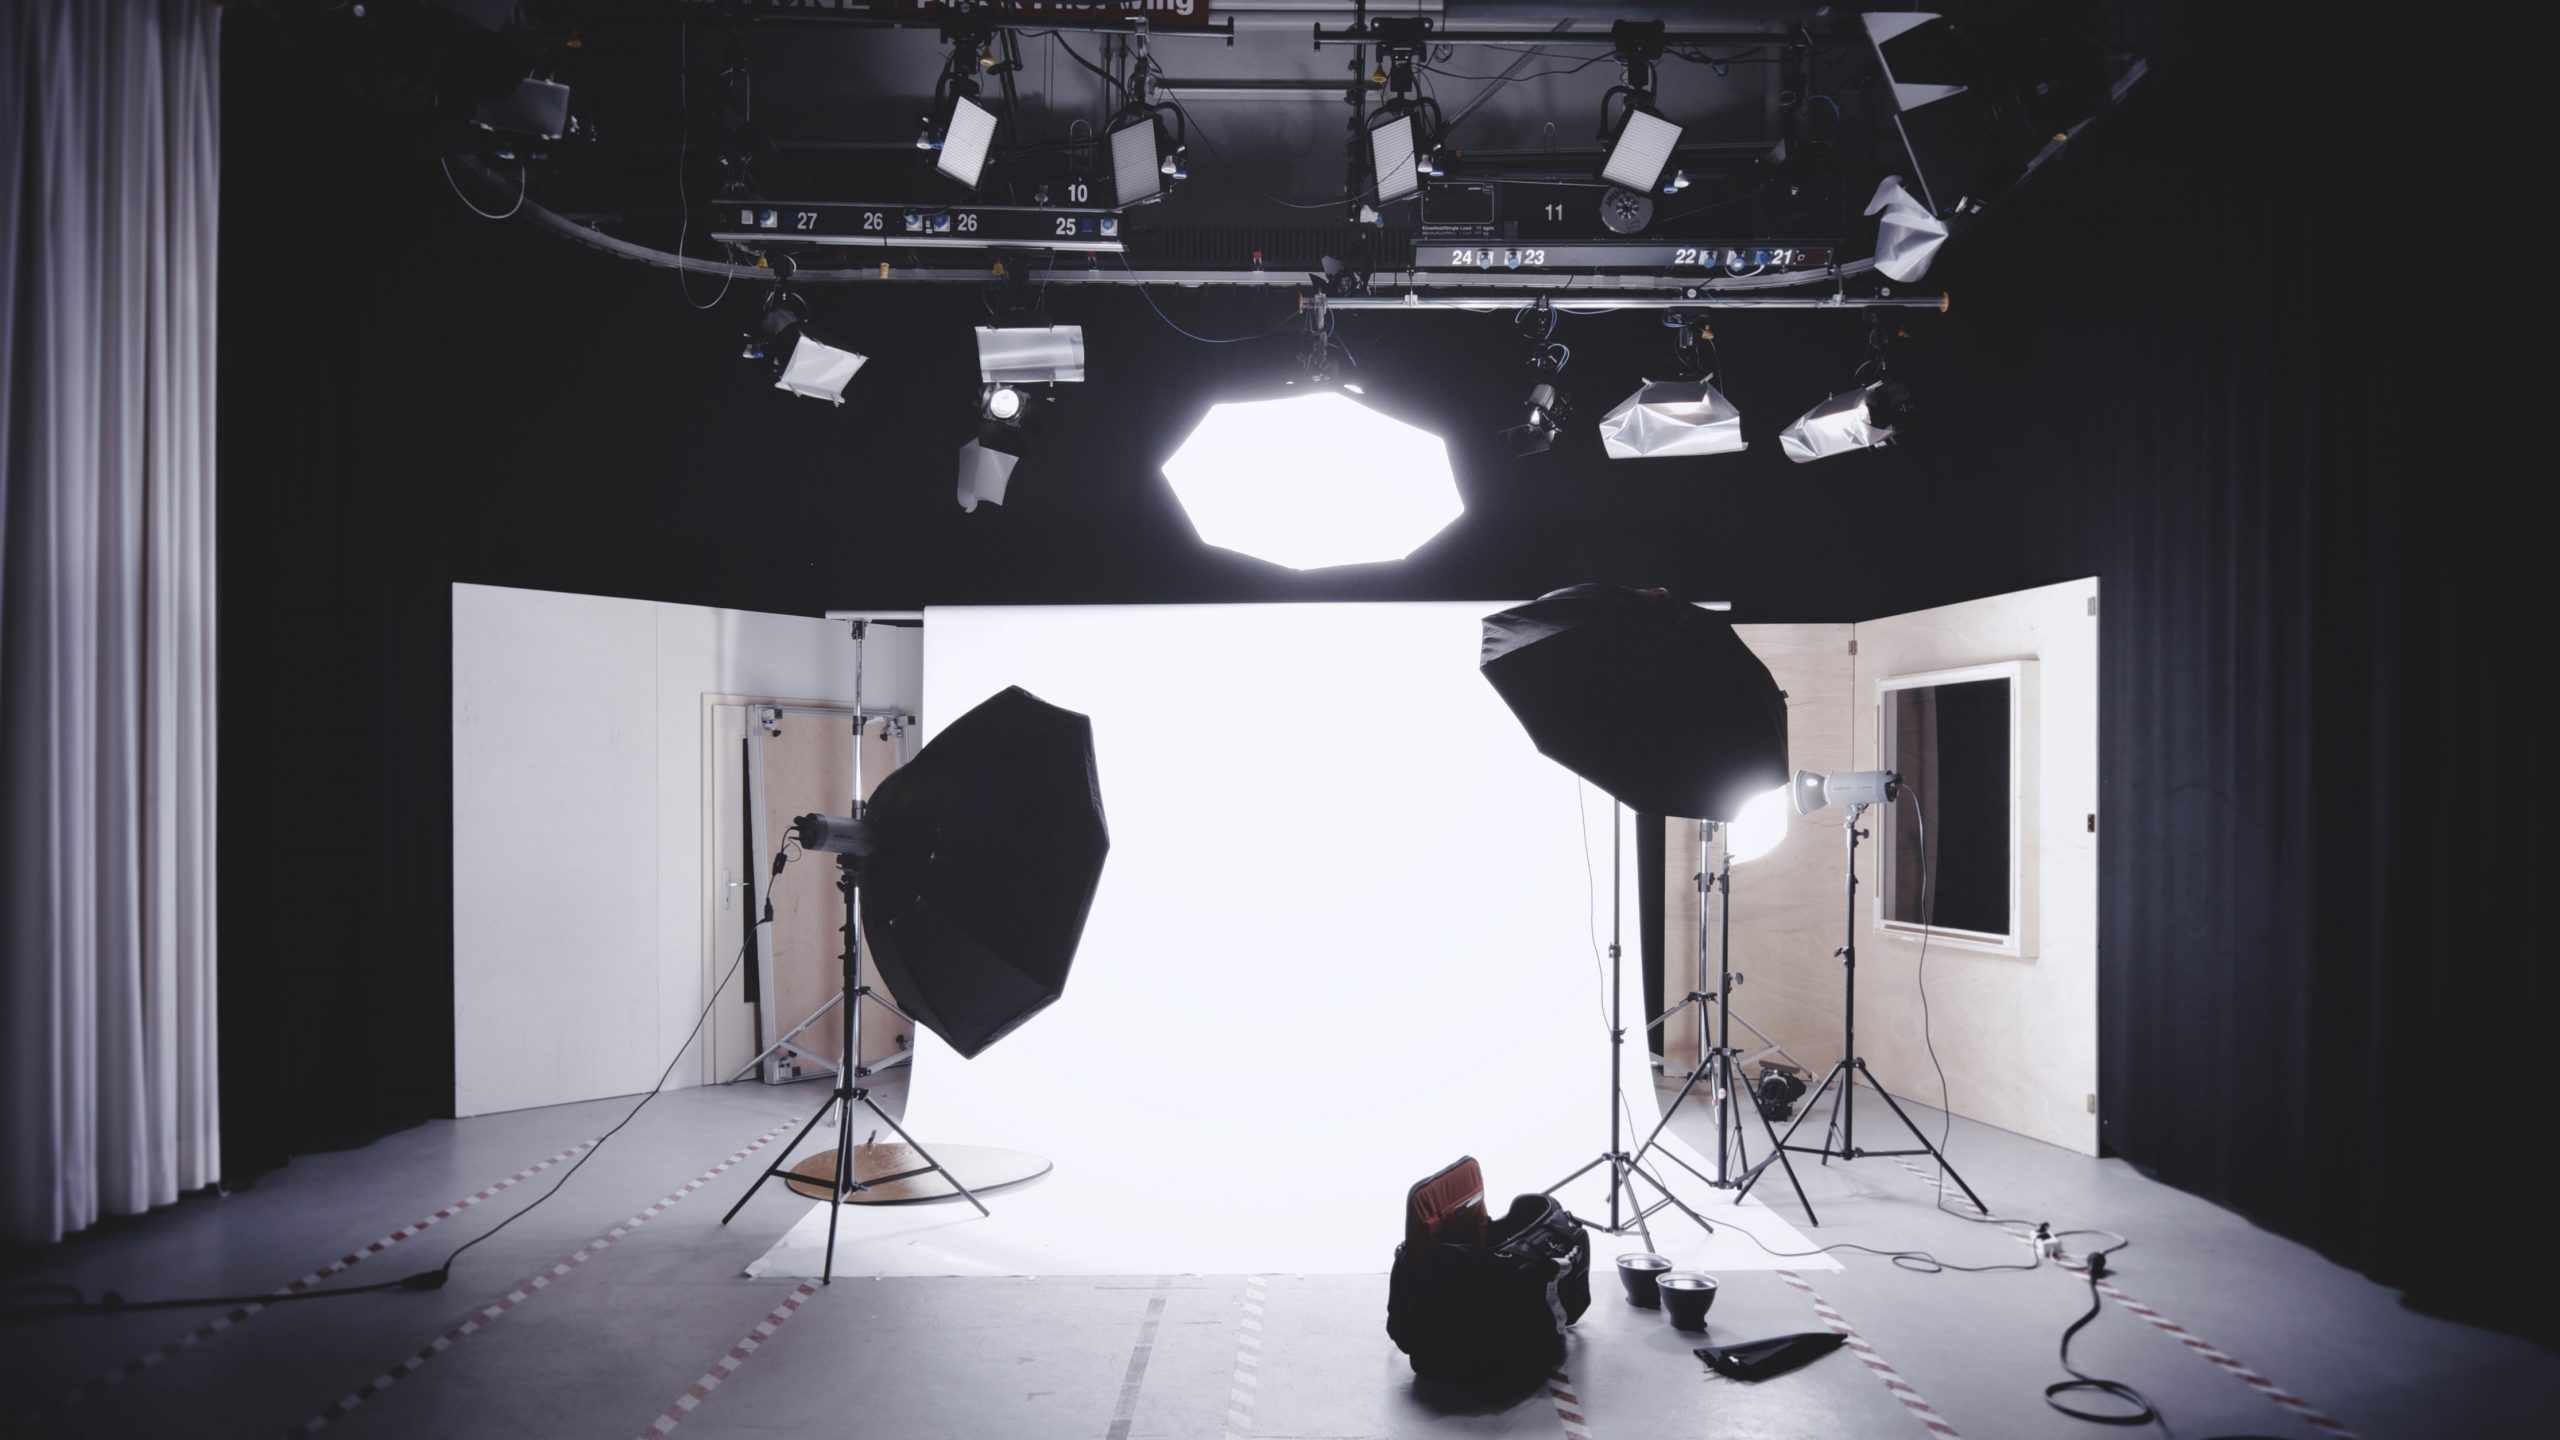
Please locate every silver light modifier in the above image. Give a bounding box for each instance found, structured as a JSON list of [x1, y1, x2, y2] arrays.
[[1780, 383, 1898, 463], [975, 325, 1086, 384], [1598, 378, 1746, 459], [956, 439, 1019, 513], [1792, 768, 1902, 816]]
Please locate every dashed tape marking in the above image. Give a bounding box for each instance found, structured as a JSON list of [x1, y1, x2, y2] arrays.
[[282, 1119, 796, 1438], [638, 1282, 820, 1437], [1546, 1368, 1592, 1440], [49, 1136, 598, 1415], [1222, 1275, 1268, 1439], [1774, 1269, 1963, 1437]]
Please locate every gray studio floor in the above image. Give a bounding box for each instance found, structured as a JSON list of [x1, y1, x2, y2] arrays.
[[5, 1071, 2551, 1440]]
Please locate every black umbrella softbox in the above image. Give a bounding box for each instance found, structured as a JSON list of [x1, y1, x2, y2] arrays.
[[1480, 585, 1788, 822], [862, 685, 1110, 1059]]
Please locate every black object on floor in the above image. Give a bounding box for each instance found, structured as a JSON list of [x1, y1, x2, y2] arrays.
[[1695, 1331, 1849, 1382], [1616, 1252, 1672, 1308], [1387, 1157, 1593, 1383], [1658, 1271, 1717, 1331]]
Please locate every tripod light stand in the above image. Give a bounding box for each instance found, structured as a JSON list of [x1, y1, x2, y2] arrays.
[[1538, 803, 1722, 1248], [720, 834, 990, 1283], [1736, 770, 1987, 1219], [1479, 585, 1792, 1249], [719, 680, 1112, 1284], [1633, 800, 1813, 1219]]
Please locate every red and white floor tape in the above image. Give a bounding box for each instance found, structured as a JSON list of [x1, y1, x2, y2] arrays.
[[1545, 1368, 1593, 1440], [47, 1135, 598, 1416], [1775, 1268, 1966, 1437], [284, 1118, 796, 1438], [1222, 1274, 1268, 1440], [638, 1282, 820, 1438]]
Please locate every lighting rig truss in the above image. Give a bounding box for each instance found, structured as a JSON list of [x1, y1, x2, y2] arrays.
[[431, 2, 2138, 310]]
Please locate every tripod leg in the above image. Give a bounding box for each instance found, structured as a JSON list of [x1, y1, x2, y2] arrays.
[[821, 1099, 853, 1284], [1631, 1032, 1716, 1169], [1744, 1060, 1848, 1200], [1722, 1055, 1752, 1176], [1857, 1062, 1989, 1215], [722, 1086, 841, 1226], [1541, 1153, 1610, 1198], [1743, 1062, 1819, 1225], [1616, 1158, 1656, 1254], [1625, 1158, 1714, 1237], [862, 1095, 991, 1218], [1652, 1139, 1717, 1191], [1821, 1071, 1849, 1163]]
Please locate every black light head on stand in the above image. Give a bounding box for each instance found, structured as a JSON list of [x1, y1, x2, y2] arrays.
[[792, 812, 880, 857]]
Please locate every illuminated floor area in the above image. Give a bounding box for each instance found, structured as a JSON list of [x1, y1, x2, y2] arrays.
[[6, 1076, 2550, 1440]]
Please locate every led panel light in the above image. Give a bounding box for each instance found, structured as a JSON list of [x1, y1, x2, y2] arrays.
[[773, 335, 867, 405], [1370, 114, 1422, 202], [1597, 378, 1746, 459], [975, 325, 1086, 384], [936, 95, 999, 188], [1160, 391, 1461, 570], [1110, 115, 1162, 205], [1602, 107, 1683, 193]]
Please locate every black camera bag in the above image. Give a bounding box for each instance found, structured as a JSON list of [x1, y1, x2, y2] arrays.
[[1386, 1156, 1593, 1381]]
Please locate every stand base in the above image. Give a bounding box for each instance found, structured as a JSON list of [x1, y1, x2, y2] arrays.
[[781, 1143, 1050, 1205], [1544, 1150, 1716, 1251], [1636, 1042, 1816, 1222], [1739, 1056, 1987, 1221], [721, 1081, 995, 1283]]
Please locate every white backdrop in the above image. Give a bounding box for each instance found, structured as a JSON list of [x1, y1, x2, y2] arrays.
[[751, 602, 1826, 1277]]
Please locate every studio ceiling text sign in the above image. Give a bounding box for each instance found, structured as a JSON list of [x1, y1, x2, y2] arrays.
[[710, 1, 1217, 29]]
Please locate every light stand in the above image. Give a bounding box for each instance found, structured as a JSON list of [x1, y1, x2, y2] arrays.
[[720, 842, 989, 1284], [1737, 803, 1986, 1218], [1633, 821, 1812, 1217], [720, 616, 990, 1286], [1541, 804, 1720, 1247]]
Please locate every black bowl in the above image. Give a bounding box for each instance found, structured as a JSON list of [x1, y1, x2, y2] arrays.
[[1659, 1270, 1718, 1331], [1616, 1252, 1673, 1308]]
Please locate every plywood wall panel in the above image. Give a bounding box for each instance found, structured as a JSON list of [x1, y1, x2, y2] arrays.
[[1850, 580, 2100, 1155], [1662, 625, 1856, 1082]]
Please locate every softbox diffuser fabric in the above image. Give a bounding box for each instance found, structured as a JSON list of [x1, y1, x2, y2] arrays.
[[747, 603, 1828, 1280], [861, 685, 1108, 1060], [1480, 586, 1789, 822]]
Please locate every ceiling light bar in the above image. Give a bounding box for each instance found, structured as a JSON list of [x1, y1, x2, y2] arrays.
[[707, 202, 1123, 254], [1311, 25, 1788, 48]]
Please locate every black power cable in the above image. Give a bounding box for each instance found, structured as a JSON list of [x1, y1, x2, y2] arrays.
[[6, 848, 803, 1319]]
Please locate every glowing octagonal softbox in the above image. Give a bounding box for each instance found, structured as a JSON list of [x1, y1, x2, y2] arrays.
[[1160, 390, 1462, 570]]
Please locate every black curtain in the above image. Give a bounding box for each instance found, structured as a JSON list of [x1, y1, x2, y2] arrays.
[[213, 5, 2530, 1328], [1919, 14, 2529, 1335]]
